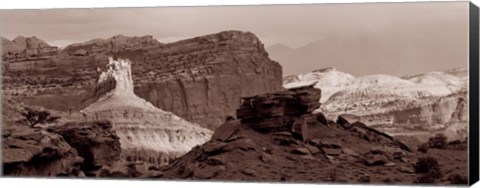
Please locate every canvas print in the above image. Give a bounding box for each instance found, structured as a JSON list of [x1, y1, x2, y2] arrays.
[[0, 1, 474, 185]]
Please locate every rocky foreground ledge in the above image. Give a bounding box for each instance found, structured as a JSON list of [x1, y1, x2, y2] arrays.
[[2, 121, 120, 177], [155, 84, 429, 183]]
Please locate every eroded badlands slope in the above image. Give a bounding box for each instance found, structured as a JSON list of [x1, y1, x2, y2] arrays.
[[283, 67, 468, 139]]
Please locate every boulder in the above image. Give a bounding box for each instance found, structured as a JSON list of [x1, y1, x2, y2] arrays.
[[52, 120, 121, 171], [224, 138, 257, 152], [260, 152, 275, 164], [291, 148, 310, 155], [364, 150, 389, 166], [322, 148, 343, 156], [291, 116, 308, 141], [305, 144, 320, 154], [336, 116, 351, 129], [193, 163, 226, 179], [2, 127, 83, 176], [242, 168, 257, 176], [238, 85, 322, 133], [211, 119, 241, 142], [315, 112, 328, 125]]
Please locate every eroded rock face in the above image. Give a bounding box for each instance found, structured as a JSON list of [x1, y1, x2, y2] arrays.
[[130, 31, 283, 129], [2, 127, 83, 176], [237, 83, 321, 132], [2, 31, 283, 130], [52, 120, 121, 172]]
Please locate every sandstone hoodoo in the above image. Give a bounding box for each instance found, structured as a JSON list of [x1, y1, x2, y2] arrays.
[[81, 57, 212, 165], [2, 31, 283, 130], [157, 85, 442, 183]]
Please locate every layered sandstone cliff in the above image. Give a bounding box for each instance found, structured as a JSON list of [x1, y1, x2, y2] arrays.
[[2, 31, 283, 130], [81, 57, 212, 165]]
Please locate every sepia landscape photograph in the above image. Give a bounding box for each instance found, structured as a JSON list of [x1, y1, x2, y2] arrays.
[[0, 1, 471, 185]]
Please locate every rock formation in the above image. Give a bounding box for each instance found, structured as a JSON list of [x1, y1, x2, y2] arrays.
[[130, 31, 283, 129], [2, 31, 282, 130], [156, 85, 440, 183], [52, 121, 122, 174], [81, 57, 212, 165], [2, 127, 84, 176], [236, 83, 321, 133], [2, 36, 59, 61]]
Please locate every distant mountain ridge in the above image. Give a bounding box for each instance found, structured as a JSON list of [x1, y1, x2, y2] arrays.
[[2, 36, 59, 60], [267, 33, 467, 77]]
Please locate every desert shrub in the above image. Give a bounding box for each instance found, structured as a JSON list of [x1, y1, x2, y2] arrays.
[[414, 156, 442, 184], [448, 174, 468, 184], [417, 143, 429, 153], [414, 156, 441, 174], [427, 133, 448, 149], [17, 107, 60, 127]]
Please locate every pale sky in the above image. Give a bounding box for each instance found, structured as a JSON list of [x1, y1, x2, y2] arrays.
[[0, 2, 469, 75]]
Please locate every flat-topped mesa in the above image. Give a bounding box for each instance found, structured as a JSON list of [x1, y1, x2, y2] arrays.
[[81, 57, 212, 165], [236, 83, 321, 132], [151, 30, 268, 57], [62, 35, 161, 56], [128, 30, 273, 81]]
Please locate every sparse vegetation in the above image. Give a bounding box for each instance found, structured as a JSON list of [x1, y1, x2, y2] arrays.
[[417, 143, 429, 153], [427, 133, 448, 149], [17, 107, 60, 127], [414, 156, 442, 184]]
